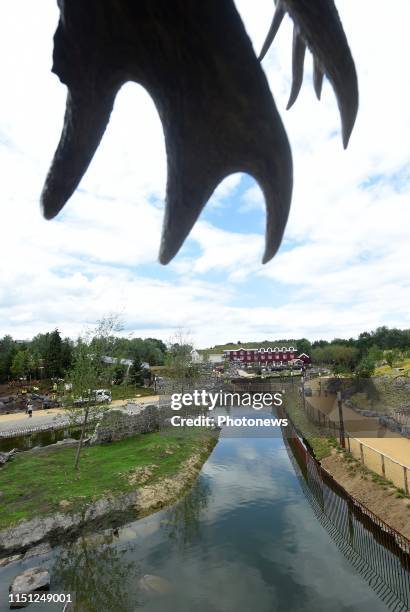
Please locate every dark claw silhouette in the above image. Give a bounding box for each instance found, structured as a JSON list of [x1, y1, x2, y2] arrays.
[[260, 0, 358, 148], [41, 0, 357, 264], [286, 28, 307, 110]]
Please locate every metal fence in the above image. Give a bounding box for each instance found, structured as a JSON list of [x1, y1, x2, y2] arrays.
[[396, 410, 410, 429], [282, 415, 410, 611], [304, 399, 410, 494]]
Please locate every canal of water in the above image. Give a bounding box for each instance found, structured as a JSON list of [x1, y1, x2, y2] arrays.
[[0, 406, 408, 611]]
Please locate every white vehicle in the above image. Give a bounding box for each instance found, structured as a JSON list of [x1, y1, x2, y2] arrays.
[[93, 389, 112, 403], [73, 389, 112, 405]]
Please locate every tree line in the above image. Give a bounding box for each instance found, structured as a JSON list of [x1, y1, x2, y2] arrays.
[[2, 325, 410, 385], [0, 330, 168, 384], [216, 326, 410, 377], [309, 326, 410, 376]]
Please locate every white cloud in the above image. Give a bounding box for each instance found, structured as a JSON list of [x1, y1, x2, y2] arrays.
[[1, 1, 410, 346]]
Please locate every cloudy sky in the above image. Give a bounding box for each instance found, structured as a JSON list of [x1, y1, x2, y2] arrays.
[[1, 1, 410, 348]]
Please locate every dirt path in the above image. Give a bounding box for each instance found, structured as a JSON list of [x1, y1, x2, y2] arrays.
[[307, 384, 410, 469], [322, 451, 410, 540], [0, 396, 160, 432]]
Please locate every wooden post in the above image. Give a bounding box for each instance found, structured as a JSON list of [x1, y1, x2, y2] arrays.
[[301, 376, 306, 413], [381, 453, 386, 478], [337, 391, 345, 448], [347, 434, 351, 453], [404, 466, 409, 496], [360, 443, 364, 464]]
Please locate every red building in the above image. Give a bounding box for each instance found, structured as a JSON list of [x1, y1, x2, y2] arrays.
[[223, 346, 310, 367]]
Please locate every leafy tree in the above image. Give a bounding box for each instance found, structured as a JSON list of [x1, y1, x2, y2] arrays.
[[296, 338, 311, 356], [355, 356, 376, 378], [165, 331, 199, 391], [111, 363, 127, 385], [61, 337, 74, 371], [45, 329, 63, 378], [0, 335, 16, 382], [65, 316, 121, 470], [385, 351, 395, 369], [129, 354, 143, 386], [53, 536, 139, 612], [311, 344, 359, 371], [145, 337, 167, 357], [11, 350, 28, 379], [367, 344, 383, 364]]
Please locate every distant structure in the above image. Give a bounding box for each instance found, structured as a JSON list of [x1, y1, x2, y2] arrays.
[[101, 356, 150, 375], [223, 346, 310, 367], [191, 349, 224, 365]]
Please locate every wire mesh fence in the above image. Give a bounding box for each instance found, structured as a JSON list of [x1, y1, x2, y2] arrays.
[[283, 415, 410, 611], [304, 398, 410, 493]]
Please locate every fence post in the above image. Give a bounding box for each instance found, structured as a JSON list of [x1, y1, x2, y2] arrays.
[[381, 453, 386, 478], [347, 434, 351, 453], [337, 391, 345, 449], [404, 466, 409, 496]]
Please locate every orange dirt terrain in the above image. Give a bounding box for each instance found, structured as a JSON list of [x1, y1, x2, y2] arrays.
[[321, 450, 410, 540], [306, 379, 410, 539], [308, 381, 410, 469]]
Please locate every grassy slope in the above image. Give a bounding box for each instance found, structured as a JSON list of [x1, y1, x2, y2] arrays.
[[283, 392, 335, 460], [110, 385, 155, 400], [374, 357, 410, 377], [0, 429, 217, 530]]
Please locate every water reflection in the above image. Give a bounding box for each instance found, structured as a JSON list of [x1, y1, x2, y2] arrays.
[[0, 407, 404, 612], [52, 534, 140, 612], [283, 429, 410, 611], [161, 476, 211, 548]]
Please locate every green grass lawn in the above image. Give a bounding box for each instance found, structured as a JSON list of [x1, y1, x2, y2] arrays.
[[0, 429, 217, 530], [110, 385, 156, 400], [283, 392, 334, 460]]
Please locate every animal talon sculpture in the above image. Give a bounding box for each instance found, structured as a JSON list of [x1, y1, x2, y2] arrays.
[[260, 0, 359, 148], [41, 0, 358, 264], [286, 27, 307, 111]]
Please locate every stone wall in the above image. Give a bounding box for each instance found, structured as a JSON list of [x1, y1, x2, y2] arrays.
[[90, 404, 160, 444]]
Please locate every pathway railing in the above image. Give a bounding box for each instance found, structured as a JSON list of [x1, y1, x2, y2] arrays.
[[0, 421, 71, 438], [304, 399, 410, 493], [282, 412, 410, 611]]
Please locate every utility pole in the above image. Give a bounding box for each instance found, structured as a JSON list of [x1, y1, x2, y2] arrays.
[[337, 390, 345, 448]]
